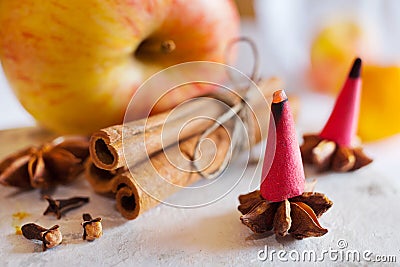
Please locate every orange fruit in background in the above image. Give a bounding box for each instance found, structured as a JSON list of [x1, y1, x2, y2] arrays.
[[359, 65, 400, 141], [308, 20, 400, 141], [309, 21, 366, 94]]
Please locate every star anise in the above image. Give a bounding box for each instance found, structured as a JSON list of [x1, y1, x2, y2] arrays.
[[238, 190, 333, 239], [0, 136, 89, 189], [301, 134, 373, 172]]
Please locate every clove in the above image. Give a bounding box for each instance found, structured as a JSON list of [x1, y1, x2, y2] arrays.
[[43, 196, 89, 219], [82, 213, 102, 241], [21, 223, 62, 251]]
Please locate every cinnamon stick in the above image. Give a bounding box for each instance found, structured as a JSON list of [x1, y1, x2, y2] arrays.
[[85, 126, 230, 219], [115, 126, 231, 219], [89, 100, 223, 171], [89, 78, 282, 171], [84, 161, 125, 194]]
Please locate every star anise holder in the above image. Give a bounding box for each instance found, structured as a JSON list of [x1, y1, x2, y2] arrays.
[[0, 136, 89, 190], [238, 191, 332, 239], [301, 58, 372, 172], [238, 90, 333, 239]]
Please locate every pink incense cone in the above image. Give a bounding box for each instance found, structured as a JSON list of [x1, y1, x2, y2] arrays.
[[260, 90, 305, 202], [319, 58, 362, 147]]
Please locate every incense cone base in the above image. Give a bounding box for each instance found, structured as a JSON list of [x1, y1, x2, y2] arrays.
[[301, 134, 373, 172]]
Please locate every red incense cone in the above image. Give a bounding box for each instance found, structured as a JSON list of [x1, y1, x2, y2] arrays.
[[319, 58, 362, 147], [260, 90, 305, 202]]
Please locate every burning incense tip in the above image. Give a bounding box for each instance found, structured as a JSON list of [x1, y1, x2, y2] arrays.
[[272, 89, 288, 104], [349, 57, 362, 78]]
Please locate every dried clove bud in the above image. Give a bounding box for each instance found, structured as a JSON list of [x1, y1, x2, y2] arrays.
[[82, 213, 102, 241], [21, 223, 62, 251], [43, 196, 89, 219]]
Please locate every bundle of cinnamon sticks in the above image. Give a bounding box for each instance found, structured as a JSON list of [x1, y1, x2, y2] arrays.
[[85, 78, 283, 219]]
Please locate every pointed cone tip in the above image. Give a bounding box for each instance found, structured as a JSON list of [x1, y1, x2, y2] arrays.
[[349, 57, 362, 78], [272, 89, 288, 104]]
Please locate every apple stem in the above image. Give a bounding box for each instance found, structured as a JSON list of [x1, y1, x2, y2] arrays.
[[138, 39, 176, 55], [160, 40, 176, 53]]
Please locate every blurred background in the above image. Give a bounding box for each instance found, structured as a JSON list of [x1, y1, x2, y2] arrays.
[[1, 0, 400, 140]]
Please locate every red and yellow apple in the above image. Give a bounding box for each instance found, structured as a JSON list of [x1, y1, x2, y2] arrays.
[[0, 0, 239, 134]]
